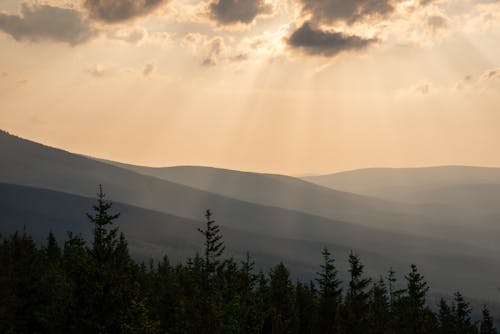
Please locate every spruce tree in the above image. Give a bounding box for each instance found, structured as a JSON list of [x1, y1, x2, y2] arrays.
[[197, 209, 226, 334], [394, 264, 437, 334], [453, 292, 477, 334], [269, 262, 296, 334], [316, 247, 341, 334], [87, 184, 121, 264], [44, 231, 61, 263], [480, 305, 497, 334], [367, 277, 391, 334], [337, 252, 371, 334], [438, 298, 454, 334], [198, 209, 225, 289], [387, 267, 404, 308], [80, 185, 155, 333]]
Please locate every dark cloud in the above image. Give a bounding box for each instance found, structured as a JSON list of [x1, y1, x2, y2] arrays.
[[0, 3, 95, 45], [83, 0, 168, 23], [208, 0, 272, 25], [299, 0, 436, 26], [427, 15, 448, 31], [287, 22, 377, 57], [300, 0, 396, 25]]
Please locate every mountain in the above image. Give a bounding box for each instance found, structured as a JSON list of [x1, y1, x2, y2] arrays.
[[2, 130, 500, 299], [0, 130, 452, 252], [96, 160, 434, 228], [1, 130, 453, 239], [2, 182, 500, 300], [303, 166, 500, 221], [303, 166, 500, 202], [94, 160, 500, 251]]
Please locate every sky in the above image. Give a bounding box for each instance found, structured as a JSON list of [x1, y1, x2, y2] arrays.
[[1, 0, 499, 175]]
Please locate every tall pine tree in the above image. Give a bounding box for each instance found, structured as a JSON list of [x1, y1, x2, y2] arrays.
[[316, 247, 342, 334]]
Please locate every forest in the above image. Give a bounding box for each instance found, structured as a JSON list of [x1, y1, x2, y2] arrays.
[[0, 186, 497, 334]]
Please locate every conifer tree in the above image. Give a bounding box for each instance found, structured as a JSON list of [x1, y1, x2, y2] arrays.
[[198, 209, 225, 289], [316, 247, 342, 334], [438, 298, 454, 334], [269, 262, 296, 334], [44, 231, 61, 263], [295, 281, 317, 334], [406, 264, 429, 309], [78, 185, 155, 333], [87, 184, 121, 264], [480, 305, 497, 334], [337, 252, 371, 334], [196, 210, 226, 334], [367, 276, 391, 334], [452, 291, 477, 334], [394, 264, 437, 334], [387, 267, 404, 308]]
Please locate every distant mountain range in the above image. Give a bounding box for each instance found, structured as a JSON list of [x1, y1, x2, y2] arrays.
[[1, 129, 500, 301]]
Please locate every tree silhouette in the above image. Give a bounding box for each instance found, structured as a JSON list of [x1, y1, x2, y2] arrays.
[[316, 247, 341, 334]]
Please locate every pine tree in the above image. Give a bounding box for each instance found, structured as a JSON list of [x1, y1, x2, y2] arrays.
[[197, 209, 226, 334], [394, 264, 437, 334], [367, 277, 391, 334], [480, 305, 497, 334], [316, 247, 342, 334], [87, 184, 121, 264], [453, 292, 477, 334], [79, 185, 156, 333], [44, 231, 61, 263], [387, 267, 404, 308], [438, 298, 454, 334], [406, 264, 429, 309], [337, 252, 371, 334], [269, 262, 296, 334], [294, 281, 317, 334], [198, 209, 225, 289]]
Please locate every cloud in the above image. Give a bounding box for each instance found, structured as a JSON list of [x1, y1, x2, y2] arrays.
[[83, 0, 169, 23], [455, 69, 500, 91], [207, 0, 273, 26], [182, 33, 226, 66], [287, 22, 377, 57], [0, 3, 95, 45], [298, 0, 439, 26], [426, 14, 448, 32], [85, 64, 112, 78], [201, 37, 225, 66], [299, 0, 397, 26], [142, 62, 155, 76], [413, 82, 431, 95], [106, 27, 146, 44]]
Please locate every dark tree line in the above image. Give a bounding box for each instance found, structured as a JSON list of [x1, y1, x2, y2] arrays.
[[0, 186, 497, 333]]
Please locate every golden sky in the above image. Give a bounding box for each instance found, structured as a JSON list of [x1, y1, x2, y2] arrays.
[[1, 0, 499, 175]]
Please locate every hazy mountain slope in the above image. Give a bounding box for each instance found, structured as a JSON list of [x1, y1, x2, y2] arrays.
[[0, 130, 443, 247], [96, 160, 461, 232], [303, 166, 500, 203], [2, 182, 500, 300], [94, 161, 500, 250], [3, 131, 500, 251], [303, 167, 500, 230], [1, 130, 450, 236]]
